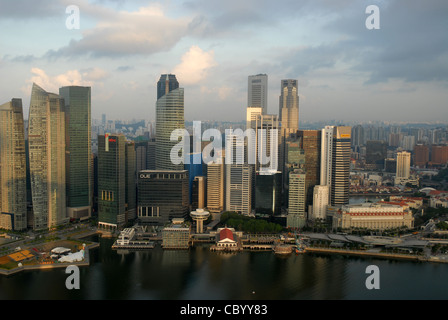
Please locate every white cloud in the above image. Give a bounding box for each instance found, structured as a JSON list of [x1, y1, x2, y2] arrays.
[[48, 3, 190, 58], [22, 67, 107, 95], [172, 45, 217, 85]]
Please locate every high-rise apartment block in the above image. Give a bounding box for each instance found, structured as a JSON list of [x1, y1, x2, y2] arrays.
[[395, 151, 411, 185], [414, 144, 429, 168]]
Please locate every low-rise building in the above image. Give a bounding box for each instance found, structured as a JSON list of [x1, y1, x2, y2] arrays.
[[162, 219, 191, 249], [429, 191, 448, 208], [332, 202, 414, 231]]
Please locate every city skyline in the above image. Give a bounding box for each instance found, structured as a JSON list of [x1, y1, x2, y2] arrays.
[[1, 0, 447, 123]]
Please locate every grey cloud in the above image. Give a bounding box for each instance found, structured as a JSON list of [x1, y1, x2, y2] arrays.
[[0, 0, 64, 19], [325, 0, 448, 84]]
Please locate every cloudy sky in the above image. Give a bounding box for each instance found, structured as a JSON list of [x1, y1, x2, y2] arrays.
[[0, 0, 447, 123]]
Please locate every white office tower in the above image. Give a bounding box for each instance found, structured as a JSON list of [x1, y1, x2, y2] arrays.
[[225, 131, 253, 215], [311, 185, 329, 221], [320, 126, 334, 187], [248, 74, 268, 115]]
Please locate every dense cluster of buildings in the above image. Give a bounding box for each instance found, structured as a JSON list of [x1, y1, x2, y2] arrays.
[[2, 73, 447, 235]]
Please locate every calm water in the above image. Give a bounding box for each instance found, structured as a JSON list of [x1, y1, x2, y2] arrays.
[[1, 235, 447, 300]]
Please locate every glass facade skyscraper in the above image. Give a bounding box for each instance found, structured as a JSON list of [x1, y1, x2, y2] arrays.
[[0, 99, 27, 230], [28, 83, 67, 230], [155, 74, 185, 171], [137, 170, 189, 226], [59, 86, 92, 220], [98, 134, 126, 229]]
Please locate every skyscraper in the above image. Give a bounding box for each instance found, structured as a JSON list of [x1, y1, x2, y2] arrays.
[[297, 130, 321, 211], [0, 99, 27, 230], [287, 169, 307, 228], [59, 86, 92, 220], [248, 74, 268, 114], [318, 126, 351, 208], [98, 133, 126, 229], [320, 126, 334, 187], [366, 140, 388, 170], [279, 79, 299, 138], [155, 74, 185, 170], [225, 132, 252, 215], [28, 83, 67, 230], [137, 170, 189, 226], [206, 159, 225, 217], [125, 141, 136, 222], [255, 171, 281, 216], [331, 126, 351, 206]]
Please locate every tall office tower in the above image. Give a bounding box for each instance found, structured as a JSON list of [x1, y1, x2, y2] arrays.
[[395, 151, 411, 185], [331, 126, 351, 207], [226, 164, 252, 215], [311, 185, 329, 221], [97, 134, 126, 229], [365, 140, 387, 170], [351, 125, 364, 148], [206, 161, 225, 217], [282, 138, 306, 206], [125, 141, 136, 222], [147, 138, 156, 170], [59, 86, 92, 220], [248, 74, 268, 114], [185, 152, 203, 204], [155, 74, 185, 170], [254, 171, 281, 216], [0, 99, 27, 230], [254, 114, 280, 173], [297, 130, 321, 211], [287, 169, 307, 228], [320, 126, 334, 187], [137, 170, 189, 226], [279, 79, 299, 138], [135, 141, 148, 175], [192, 176, 206, 210], [225, 131, 253, 215], [28, 83, 67, 230]]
